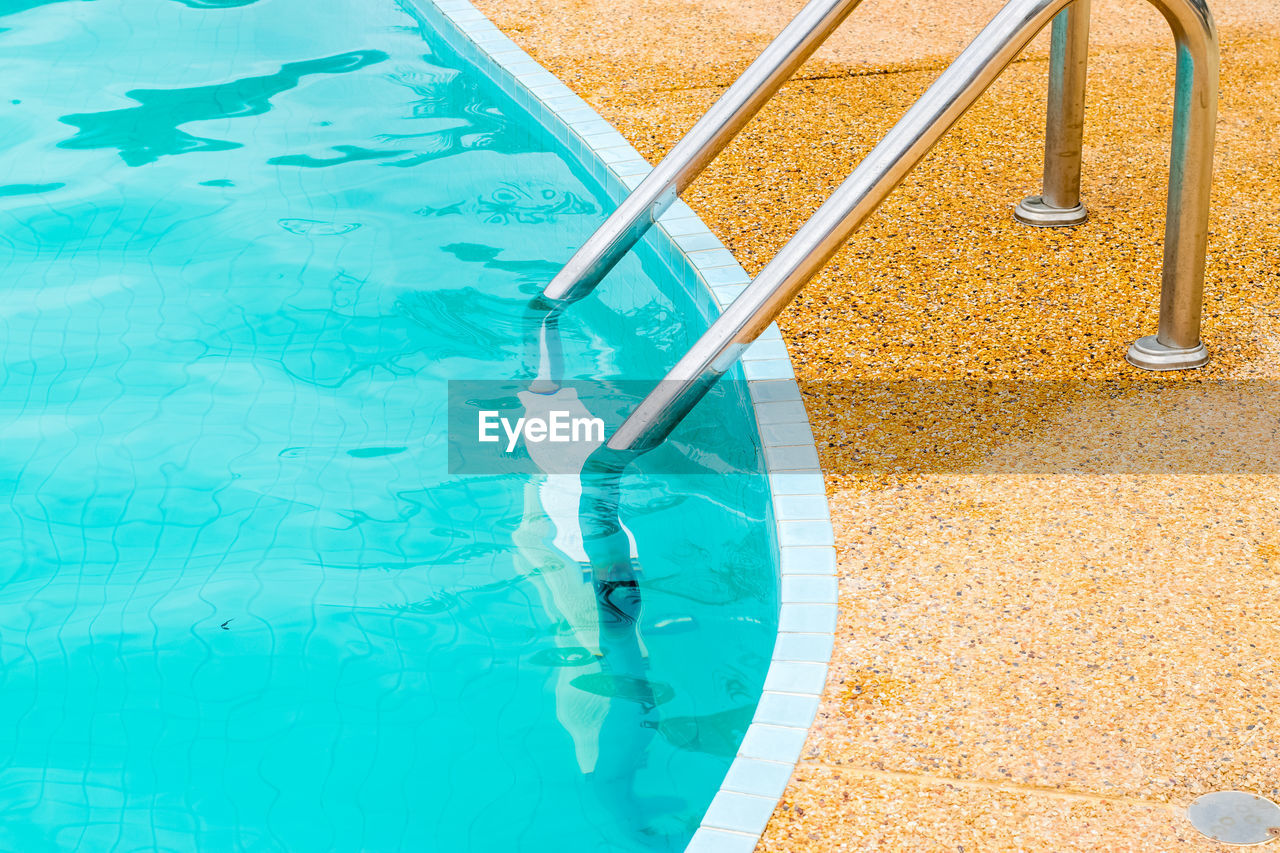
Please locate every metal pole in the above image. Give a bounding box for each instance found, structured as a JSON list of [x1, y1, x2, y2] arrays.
[[539, 0, 864, 306], [609, 0, 1217, 451], [1014, 0, 1091, 226], [1126, 11, 1218, 370]]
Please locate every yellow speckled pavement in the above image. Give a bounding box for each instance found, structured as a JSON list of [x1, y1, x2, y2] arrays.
[[474, 0, 1280, 848]]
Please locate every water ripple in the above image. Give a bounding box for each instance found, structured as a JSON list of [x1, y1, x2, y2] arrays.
[[168, 0, 256, 7], [58, 50, 389, 166], [0, 182, 64, 196]]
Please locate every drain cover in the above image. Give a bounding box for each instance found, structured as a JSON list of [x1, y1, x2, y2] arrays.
[[1187, 791, 1280, 845]]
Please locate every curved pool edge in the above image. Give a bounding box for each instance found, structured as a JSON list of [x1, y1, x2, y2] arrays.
[[402, 2, 839, 849]]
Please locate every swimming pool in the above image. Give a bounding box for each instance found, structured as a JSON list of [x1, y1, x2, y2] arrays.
[[0, 0, 782, 850]]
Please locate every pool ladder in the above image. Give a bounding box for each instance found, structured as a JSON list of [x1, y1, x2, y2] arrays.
[[539, 0, 1218, 452]]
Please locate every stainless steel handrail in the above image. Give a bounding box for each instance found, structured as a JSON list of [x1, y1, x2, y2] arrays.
[[553, 0, 1218, 453], [543, 0, 1099, 308], [541, 0, 865, 306]]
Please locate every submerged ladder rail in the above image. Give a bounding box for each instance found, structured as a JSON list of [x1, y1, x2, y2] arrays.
[[549, 0, 1218, 454]]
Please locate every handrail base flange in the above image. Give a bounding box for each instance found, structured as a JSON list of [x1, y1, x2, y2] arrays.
[[1125, 335, 1209, 371], [1014, 195, 1088, 227]]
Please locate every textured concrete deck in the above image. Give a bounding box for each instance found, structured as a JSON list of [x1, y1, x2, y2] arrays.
[[472, 0, 1280, 848]]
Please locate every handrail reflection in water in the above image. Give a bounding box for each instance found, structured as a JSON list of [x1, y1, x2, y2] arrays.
[[511, 306, 681, 843]]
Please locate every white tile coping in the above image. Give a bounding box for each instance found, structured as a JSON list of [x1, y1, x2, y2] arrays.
[[401, 1, 839, 849]]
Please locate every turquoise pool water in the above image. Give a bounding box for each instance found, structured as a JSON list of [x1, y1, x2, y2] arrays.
[[0, 0, 779, 850]]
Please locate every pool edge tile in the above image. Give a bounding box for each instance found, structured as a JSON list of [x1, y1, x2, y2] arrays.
[[403, 4, 838, 852]]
